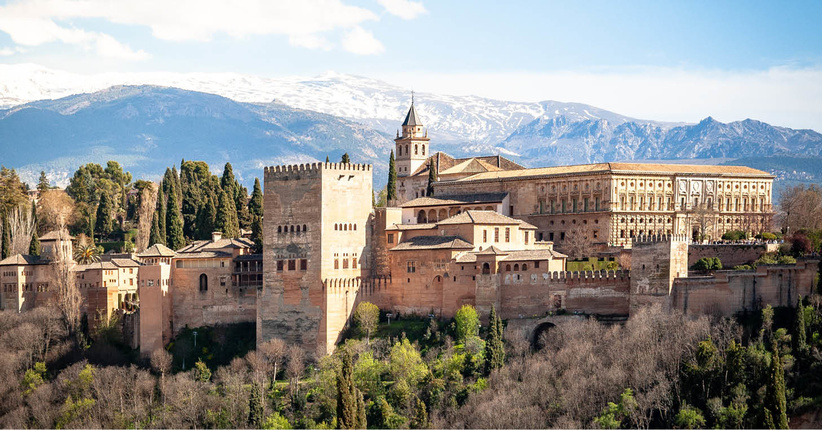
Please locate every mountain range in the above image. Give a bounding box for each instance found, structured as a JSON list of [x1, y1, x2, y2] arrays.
[[1, 64, 821, 197]]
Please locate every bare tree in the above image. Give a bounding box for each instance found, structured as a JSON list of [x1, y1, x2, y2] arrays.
[[562, 222, 594, 259], [688, 205, 717, 241], [51, 227, 81, 346], [259, 337, 287, 385], [7, 204, 34, 256], [135, 183, 158, 252], [151, 348, 173, 405], [779, 184, 822, 233], [38, 190, 76, 235], [286, 345, 305, 398]]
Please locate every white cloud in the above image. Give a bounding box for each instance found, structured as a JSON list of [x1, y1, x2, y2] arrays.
[[379, 66, 822, 132], [376, 0, 427, 20], [0, 0, 388, 58], [342, 26, 384, 55]]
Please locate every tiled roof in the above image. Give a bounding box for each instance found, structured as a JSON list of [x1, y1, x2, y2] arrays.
[[234, 254, 263, 261], [437, 210, 537, 229], [111, 258, 140, 268], [0, 254, 43, 266], [40, 230, 72, 241], [76, 261, 118, 270], [176, 237, 254, 254], [401, 192, 508, 208], [390, 235, 474, 251], [452, 162, 771, 182], [476, 245, 508, 255], [137, 244, 176, 257], [502, 249, 568, 261], [386, 223, 437, 231], [174, 251, 233, 259], [407, 152, 524, 178], [438, 158, 502, 176]]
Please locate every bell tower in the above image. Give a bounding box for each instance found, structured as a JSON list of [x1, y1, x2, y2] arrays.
[[395, 93, 430, 177]]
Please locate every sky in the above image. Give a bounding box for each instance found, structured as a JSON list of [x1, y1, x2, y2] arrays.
[[0, 0, 821, 130]]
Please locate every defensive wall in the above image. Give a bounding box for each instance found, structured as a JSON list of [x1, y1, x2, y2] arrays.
[[688, 242, 779, 268]]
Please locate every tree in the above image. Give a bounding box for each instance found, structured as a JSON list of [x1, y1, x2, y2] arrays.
[[426, 160, 436, 197], [387, 151, 397, 202], [220, 162, 236, 198], [673, 403, 706, 429], [94, 191, 115, 239], [150, 348, 172, 405], [7, 203, 35, 256], [455, 305, 480, 343], [73, 243, 101, 265], [354, 302, 379, 343], [1, 214, 9, 259], [341, 153, 350, 164], [795, 298, 808, 354], [251, 215, 263, 253], [215, 188, 239, 238], [485, 305, 505, 374], [692, 257, 722, 272], [326, 155, 330, 163], [37, 171, 50, 194], [0, 166, 28, 215], [38, 190, 76, 234], [563, 222, 595, 259], [166, 191, 185, 250], [763, 342, 788, 429], [337, 350, 366, 429], [135, 183, 158, 252], [249, 178, 263, 218], [248, 381, 264, 428], [195, 195, 216, 240], [410, 397, 428, 429], [149, 212, 163, 247]]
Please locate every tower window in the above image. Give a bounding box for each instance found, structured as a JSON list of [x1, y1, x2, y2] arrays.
[[415, 144, 418, 155], [422, 145, 425, 155]]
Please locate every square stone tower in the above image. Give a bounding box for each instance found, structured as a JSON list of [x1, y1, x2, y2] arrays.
[[259, 162, 373, 356], [629, 234, 690, 311]]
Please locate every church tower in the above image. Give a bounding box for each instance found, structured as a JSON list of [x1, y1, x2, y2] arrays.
[[395, 94, 430, 177]]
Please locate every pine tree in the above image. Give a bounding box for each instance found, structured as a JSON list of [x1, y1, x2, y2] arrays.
[[215, 188, 239, 238], [28, 201, 40, 256], [387, 150, 397, 202], [249, 178, 263, 218], [37, 171, 50, 194], [485, 305, 505, 374], [149, 211, 162, 246], [1, 214, 10, 259], [341, 153, 350, 164], [336, 350, 366, 429], [764, 342, 788, 429], [248, 382, 264, 428], [94, 192, 114, 239], [426, 160, 436, 196], [166, 190, 185, 250], [251, 215, 263, 253]]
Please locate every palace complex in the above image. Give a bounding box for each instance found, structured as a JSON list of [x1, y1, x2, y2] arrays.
[[0, 100, 813, 358]]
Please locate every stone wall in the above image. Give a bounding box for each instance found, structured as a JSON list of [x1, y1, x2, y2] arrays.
[[688, 243, 779, 268], [171, 262, 256, 335]]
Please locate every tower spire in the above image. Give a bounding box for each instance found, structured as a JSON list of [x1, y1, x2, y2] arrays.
[[411, 89, 414, 105]]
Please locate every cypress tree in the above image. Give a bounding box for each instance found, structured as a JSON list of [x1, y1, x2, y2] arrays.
[[325, 155, 330, 163], [94, 192, 114, 239], [764, 342, 788, 429], [157, 192, 167, 245], [37, 171, 50, 194], [215, 188, 239, 238], [410, 397, 428, 429], [1, 214, 10, 259], [248, 382, 264, 428], [387, 150, 397, 202], [166, 190, 185, 250], [235, 181, 251, 230], [251, 215, 263, 253], [221, 163, 236, 197], [795, 298, 807, 353], [28, 201, 40, 256], [171, 165, 182, 205], [426, 160, 436, 196], [249, 178, 263, 218], [196, 195, 217, 240], [485, 305, 505, 374], [341, 153, 350, 164], [149, 211, 162, 247], [336, 350, 366, 429]]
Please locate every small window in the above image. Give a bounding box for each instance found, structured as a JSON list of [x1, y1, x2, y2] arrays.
[[300, 259, 307, 271], [522, 264, 528, 271], [352, 258, 357, 269], [288, 260, 296, 271], [483, 230, 487, 242], [199, 274, 208, 292], [505, 228, 510, 243], [407, 261, 416, 273], [387, 233, 394, 244], [505, 264, 511, 271], [303, 224, 307, 232], [277, 260, 284, 271], [220, 277, 226, 287], [334, 259, 339, 269], [343, 259, 349, 269], [278, 226, 282, 233], [494, 227, 499, 242]]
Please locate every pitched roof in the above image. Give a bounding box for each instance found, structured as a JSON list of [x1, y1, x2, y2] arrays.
[[176, 237, 255, 254], [76, 261, 118, 270], [386, 223, 437, 231], [437, 210, 537, 229], [407, 152, 525, 178], [401, 192, 508, 208], [390, 235, 473, 251], [0, 254, 43, 266], [476, 246, 508, 255], [452, 162, 772, 182], [40, 230, 72, 241], [402, 103, 423, 126], [174, 251, 234, 259], [111, 258, 140, 268], [438, 158, 502, 176], [137, 244, 176, 257], [502, 249, 568, 261]]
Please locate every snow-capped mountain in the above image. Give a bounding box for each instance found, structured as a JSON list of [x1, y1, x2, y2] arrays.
[[0, 64, 673, 148]]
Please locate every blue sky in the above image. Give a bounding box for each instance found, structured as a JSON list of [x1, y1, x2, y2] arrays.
[[1, 0, 821, 129]]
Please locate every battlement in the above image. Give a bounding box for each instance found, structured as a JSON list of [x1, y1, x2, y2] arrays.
[[631, 234, 691, 245], [502, 269, 630, 286], [264, 162, 373, 179]]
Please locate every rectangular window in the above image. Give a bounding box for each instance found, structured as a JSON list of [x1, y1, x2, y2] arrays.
[[220, 277, 226, 287], [534, 261, 540, 268], [483, 230, 487, 242], [288, 260, 296, 271], [387, 233, 394, 244], [524, 231, 529, 244], [407, 261, 416, 273], [595, 197, 600, 211], [147, 280, 154, 287], [505, 228, 510, 242], [560, 232, 565, 240], [277, 260, 284, 271], [584, 198, 589, 212], [537, 232, 543, 241], [352, 258, 357, 269], [334, 259, 339, 270], [300, 259, 307, 271], [343, 259, 349, 269], [549, 232, 554, 241], [494, 227, 499, 242]]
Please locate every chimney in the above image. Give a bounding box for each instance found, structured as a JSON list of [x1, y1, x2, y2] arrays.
[[212, 231, 222, 242]]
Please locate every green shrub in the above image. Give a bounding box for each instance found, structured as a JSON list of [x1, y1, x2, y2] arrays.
[[692, 257, 722, 271]]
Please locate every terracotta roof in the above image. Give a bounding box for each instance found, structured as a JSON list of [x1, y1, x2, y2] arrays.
[[174, 251, 233, 259], [476, 246, 508, 255], [177, 237, 254, 254], [503, 249, 568, 261], [111, 258, 140, 268], [407, 152, 525, 178], [452, 162, 772, 182], [234, 254, 263, 261], [437, 210, 537, 229], [76, 261, 118, 270], [0, 254, 43, 266], [40, 230, 72, 241], [391, 235, 474, 251], [401, 192, 508, 208], [438, 158, 502, 176], [137, 244, 176, 257], [386, 223, 437, 231]]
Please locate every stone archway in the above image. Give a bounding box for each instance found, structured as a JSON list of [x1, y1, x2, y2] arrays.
[[531, 322, 556, 350]]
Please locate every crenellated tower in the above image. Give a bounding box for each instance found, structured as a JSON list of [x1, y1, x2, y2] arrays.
[[395, 94, 430, 177]]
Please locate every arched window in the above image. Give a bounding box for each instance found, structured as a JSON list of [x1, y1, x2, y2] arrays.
[[417, 210, 427, 223], [199, 274, 208, 292], [353, 224, 357, 231], [482, 262, 490, 275], [398, 146, 402, 156], [344, 224, 348, 231], [277, 226, 282, 233], [415, 144, 418, 155], [522, 264, 528, 271], [506, 264, 511, 271], [290, 225, 295, 232], [296, 225, 301, 232], [303, 224, 307, 231], [349, 223, 353, 230], [514, 264, 520, 271], [406, 145, 409, 155], [422, 145, 426, 155]]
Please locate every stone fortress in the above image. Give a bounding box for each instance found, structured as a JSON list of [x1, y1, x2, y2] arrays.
[[0, 100, 815, 357]]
